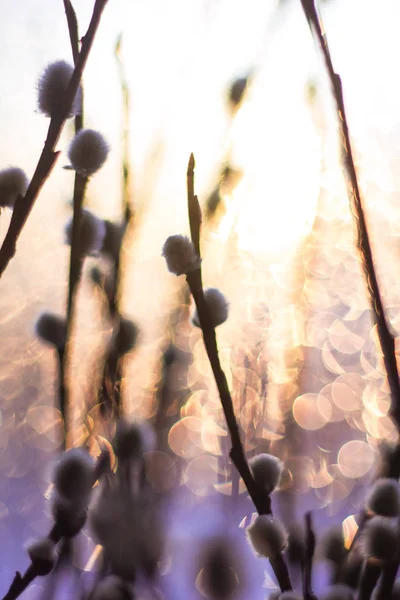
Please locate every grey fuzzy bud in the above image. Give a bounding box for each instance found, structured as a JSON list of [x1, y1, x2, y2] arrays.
[[53, 448, 94, 503], [102, 220, 125, 262], [246, 515, 288, 558], [38, 60, 82, 118], [90, 576, 133, 600], [267, 593, 281, 600], [35, 313, 66, 350], [114, 420, 155, 461], [51, 492, 87, 538], [287, 523, 306, 565], [68, 129, 109, 176], [228, 73, 252, 109], [362, 516, 398, 562], [25, 538, 56, 575], [320, 584, 354, 600], [64, 209, 106, 257], [193, 288, 229, 328], [114, 319, 139, 356], [249, 453, 283, 494], [89, 483, 163, 581], [366, 478, 400, 517], [319, 526, 347, 564], [0, 167, 28, 208], [162, 234, 201, 276], [200, 537, 240, 600]]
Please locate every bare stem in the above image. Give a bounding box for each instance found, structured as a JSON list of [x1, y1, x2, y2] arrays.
[[60, 0, 88, 448], [1, 450, 110, 600], [356, 562, 381, 600], [299, 0, 400, 432], [302, 512, 317, 600], [0, 0, 108, 277], [374, 562, 398, 600], [62, 173, 88, 447], [185, 154, 291, 592], [63, 0, 84, 131], [2, 567, 37, 600], [115, 34, 133, 224]]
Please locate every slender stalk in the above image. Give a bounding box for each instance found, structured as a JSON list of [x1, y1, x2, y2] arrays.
[[356, 562, 381, 600], [63, 172, 88, 447], [302, 512, 317, 600], [1, 450, 110, 600], [97, 34, 135, 419], [299, 0, 400, 432], [63, 0, 80, 65], [2, 567, 37, 600], [61, 0, 89, 448], [185, 154, 291, 592], [63, 0, 84, 131], [66, 174, 88, 322], [114, 34, 133, 225], [375, 562, 398, 600], [0, 0, 108, 277]]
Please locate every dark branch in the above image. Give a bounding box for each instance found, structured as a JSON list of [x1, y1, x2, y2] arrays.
[[0, 0, 108, 277], [185, 154, 291, 592], [299, 0, 400, 431]]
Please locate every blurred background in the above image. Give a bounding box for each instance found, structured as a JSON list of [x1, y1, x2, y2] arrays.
[[1, 0, 400, 596]]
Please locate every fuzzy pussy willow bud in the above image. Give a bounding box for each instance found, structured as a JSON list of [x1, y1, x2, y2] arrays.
[[362, 516, 398, 563], [0, 167, 28, 208], [114, 420, 155, 461], [37, 60, 82, 118], [249, 453, 283, 494], [365, 478, 400, 517], [319, 526, 347, 564], [114, 319, 139, 356], [193, 288, 229, 328], [35, 312, 66, 351], [162, 234, 201, 276], [64, 209, 106, 257], [68, 129, 109, 176], [246, 515, 288, 558], [90, 575, 133, 600], [53, 448, 94, 503], [200, 537, 240, 600]]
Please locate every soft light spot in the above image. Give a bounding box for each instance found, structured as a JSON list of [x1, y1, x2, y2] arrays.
[[293, 393, 330, 430], [337, 440, 375, 478]]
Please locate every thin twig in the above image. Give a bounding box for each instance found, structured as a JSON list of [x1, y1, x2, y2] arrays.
[[63, 0, 84, 131], [185, 154, 291, 592], [299, 0, 400, 432], [1, 449, 110, 600], [374, 562, 398, 600], [115, 34, 134, 225], [0, 0, 108, 277], [302, 512, 317, 600], [356, 562, 381, 600], [63, 0, 80, 65], [60, 0, 87, 450]]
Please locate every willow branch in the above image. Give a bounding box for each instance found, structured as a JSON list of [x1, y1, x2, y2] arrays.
[[0, 0, 108, 278], [300, 0, 400, 432], [302, 512, 317, 600], [63, 0, 80, 65], [357, 562, 381, 600], [63, 0, 84, 131], [1, 450, 110, 600], [115, 34, 133, 224], [185, 154, 291, 592]]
